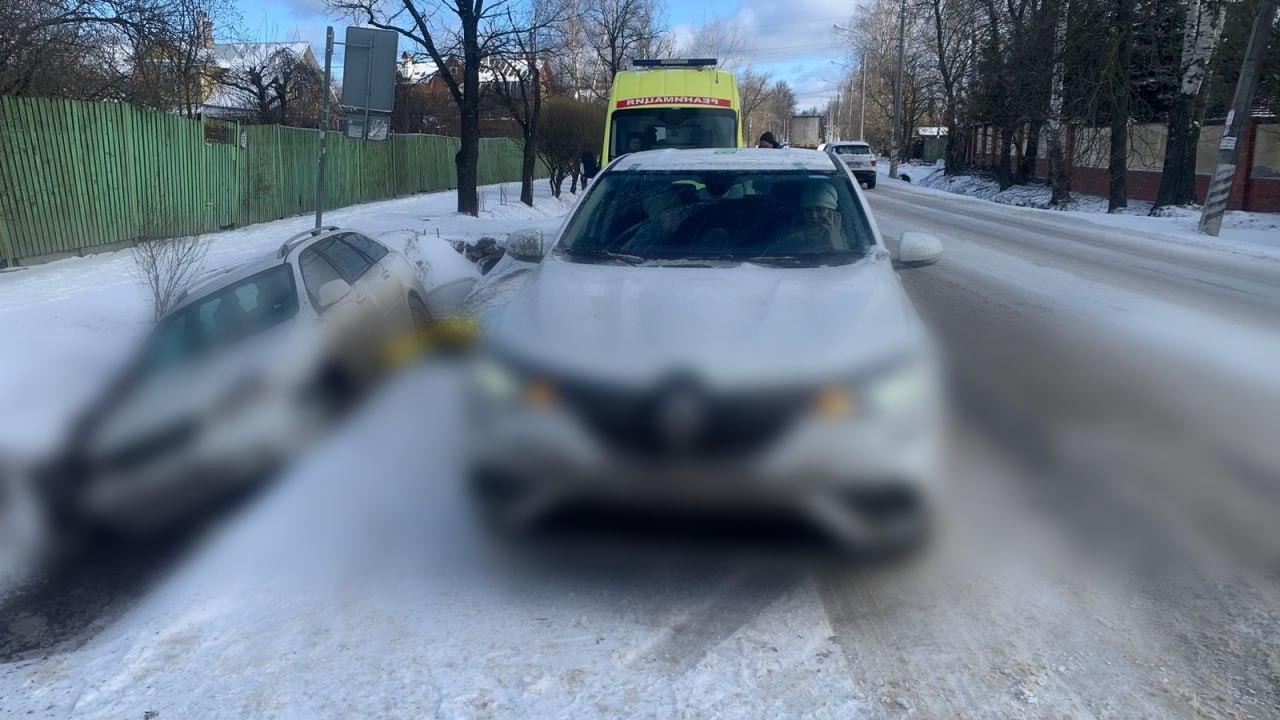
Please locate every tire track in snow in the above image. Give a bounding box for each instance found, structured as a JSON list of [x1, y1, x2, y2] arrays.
[[622, 568, 803, 676]]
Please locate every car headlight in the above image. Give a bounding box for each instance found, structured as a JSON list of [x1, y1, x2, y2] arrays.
[[866, 359, 933, 413], [472, 354, 558, 409], [813, 357, 934, 421], [215, 374, 268, 417]]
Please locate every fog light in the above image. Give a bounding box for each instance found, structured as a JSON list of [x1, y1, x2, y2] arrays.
[[815, 386, 855, 419], [524, 379, 558, 409]]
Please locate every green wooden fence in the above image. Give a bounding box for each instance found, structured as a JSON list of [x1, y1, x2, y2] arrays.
[[0, 95, 537, 264]]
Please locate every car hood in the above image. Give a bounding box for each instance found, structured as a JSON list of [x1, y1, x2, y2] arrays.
[[86, 321, 296, 458], [488, 254, 928, 388]]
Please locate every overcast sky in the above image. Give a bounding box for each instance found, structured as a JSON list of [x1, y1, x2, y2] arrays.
[[228, 0, 855, 107]]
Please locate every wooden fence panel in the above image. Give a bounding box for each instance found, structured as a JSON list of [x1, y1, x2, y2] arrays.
[[0, 96, 540, 264]]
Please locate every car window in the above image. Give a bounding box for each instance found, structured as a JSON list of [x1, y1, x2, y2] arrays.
[[832, 145, 872, 156], [299, 246, 345, 307], [318, 237, 373, 281], [343, 233, 389, 262], [558, 170, 875, 266], [144, 265, 298, 370]]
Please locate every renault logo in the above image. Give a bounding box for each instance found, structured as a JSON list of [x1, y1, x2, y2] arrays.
[[654, 379, 705, 452]]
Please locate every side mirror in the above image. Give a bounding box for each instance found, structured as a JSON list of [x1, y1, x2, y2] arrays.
[[581, 151, 600, 180], [316, 278, 352, 309], [893, 232, 943, 269], [506, 228, 545, 263]]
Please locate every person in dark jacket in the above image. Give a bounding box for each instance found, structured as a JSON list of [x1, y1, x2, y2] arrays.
[[757, 131, 781, 148]]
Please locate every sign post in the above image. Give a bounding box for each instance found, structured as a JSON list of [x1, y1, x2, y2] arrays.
[[314, 26, 334, 229], [341, 27, 398, 140], [314, 26, 398, 228]]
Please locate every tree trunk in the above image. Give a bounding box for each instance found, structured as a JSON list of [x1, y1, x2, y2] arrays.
[[1107, 0, 1136, 212], [998, 126, 1015, 189], [944, 124, 962, 174], [520, 68, 541, 207], [1045, 0, 1072, 205], [1020, 120, 1042, 181], [1154, 0, 1223, 210], [520, 126, 537, 206], [456, 38, 481, 216]]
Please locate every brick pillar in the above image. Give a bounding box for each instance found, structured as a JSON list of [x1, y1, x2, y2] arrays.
[[1231, 118, 1258, 211]]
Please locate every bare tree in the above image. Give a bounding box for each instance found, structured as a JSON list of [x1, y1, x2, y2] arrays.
[[212, 44, 325, 125], [330, 0, 555, 216], [1153, 0, 1225, 210], [0, 0, 244, 115], [1043, 0, 1072, 205], [674, 13, 751, 70], [536, 95, 603, 197], [737, 69, 772, 141], [924, 0, 975, 174], [131, 230, 211, 321], [490, 0, 568, 206], [1105, 0, 1136, 211], [581, 0, 668, 82]]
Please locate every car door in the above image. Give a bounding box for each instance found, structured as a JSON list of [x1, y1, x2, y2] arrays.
[[339, 233, 408, 331], [299, 241, 381, 378], [316, 236, 380, 317]]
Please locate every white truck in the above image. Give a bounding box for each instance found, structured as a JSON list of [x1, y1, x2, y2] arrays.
[[787, 115, 824, 149]]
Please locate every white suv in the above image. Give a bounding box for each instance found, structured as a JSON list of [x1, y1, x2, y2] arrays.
[[43, 226, 430, 531], [469, 149, 944, 550], [825, 142, 878, 188]]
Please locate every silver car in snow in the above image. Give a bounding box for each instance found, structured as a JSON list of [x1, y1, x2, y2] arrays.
[[468, 148, 945, 550], [44, 227, 431, 532]]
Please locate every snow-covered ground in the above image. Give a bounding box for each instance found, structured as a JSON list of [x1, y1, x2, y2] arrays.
[[0, 182, 576, 463], [876, 159, 1280, 259], [4, 168, 1280, 718]]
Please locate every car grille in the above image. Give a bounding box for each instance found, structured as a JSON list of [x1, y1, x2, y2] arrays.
[[558, 376, 810, 459], [98, 420, 199, 472]]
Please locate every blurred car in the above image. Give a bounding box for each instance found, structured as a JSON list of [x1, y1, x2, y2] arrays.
[[469, 148, 945, 550], [42, 226, 431, 532], [825, 141, 878, 188]]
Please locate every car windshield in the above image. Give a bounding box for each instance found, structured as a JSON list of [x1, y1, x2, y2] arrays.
[[142, 264, 298, 370], [557, 170, 875, 267], [611, 108, 736, 158], [832, 145, 872, 156]]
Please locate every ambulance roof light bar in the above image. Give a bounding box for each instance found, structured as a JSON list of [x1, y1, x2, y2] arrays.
[[632, 58, 717, 68]]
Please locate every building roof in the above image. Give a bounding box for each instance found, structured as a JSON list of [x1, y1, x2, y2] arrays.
[[610, 148, 840, 172], [211, 42, 313, 70], [202, 42, 317, 112]]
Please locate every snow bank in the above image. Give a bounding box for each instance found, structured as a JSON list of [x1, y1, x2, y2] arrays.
[[879, 163, 1280, 260], [0, 182, 574, 463]]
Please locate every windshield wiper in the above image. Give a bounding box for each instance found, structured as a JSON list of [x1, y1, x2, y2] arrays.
[[559, 248, 646, 265], [744, 254, 858, 267]]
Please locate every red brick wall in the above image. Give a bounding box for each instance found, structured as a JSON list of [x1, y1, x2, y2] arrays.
[[968, 120, 1280, 213]]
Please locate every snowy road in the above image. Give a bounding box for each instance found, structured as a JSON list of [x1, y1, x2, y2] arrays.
[[4, 180, 1280, 718]]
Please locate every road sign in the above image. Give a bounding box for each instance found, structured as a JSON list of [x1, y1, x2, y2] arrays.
[[341, 27, 398, 114]]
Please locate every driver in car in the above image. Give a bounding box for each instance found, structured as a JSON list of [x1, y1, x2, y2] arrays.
[[771, 182, 844, 254], [621, 186, 693, 253]]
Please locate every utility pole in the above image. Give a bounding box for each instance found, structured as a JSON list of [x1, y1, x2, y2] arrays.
[[890, 0, 906, 179], [859, 52, 866, 141], [314, 26, 334, 229], [1199, 0, 1276, 236]]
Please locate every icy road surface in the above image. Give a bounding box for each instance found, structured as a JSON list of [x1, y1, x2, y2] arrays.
[[4, 179, 1280, 718]]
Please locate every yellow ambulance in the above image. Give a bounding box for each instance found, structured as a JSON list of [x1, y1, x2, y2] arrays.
[[600, 59, 743, 166]]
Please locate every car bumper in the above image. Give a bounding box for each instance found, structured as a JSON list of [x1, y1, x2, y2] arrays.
[[468, 386, 943, 544]]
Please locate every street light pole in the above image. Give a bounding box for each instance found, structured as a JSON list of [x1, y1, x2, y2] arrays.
[[859, 52, 866, 141], [889, 0, 906, 179], [1198, 0, 1277, 236], [314, 26, 334, 229]]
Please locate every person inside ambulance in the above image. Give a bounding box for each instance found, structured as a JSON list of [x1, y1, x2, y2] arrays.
[[624, 132, 644, 155]]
